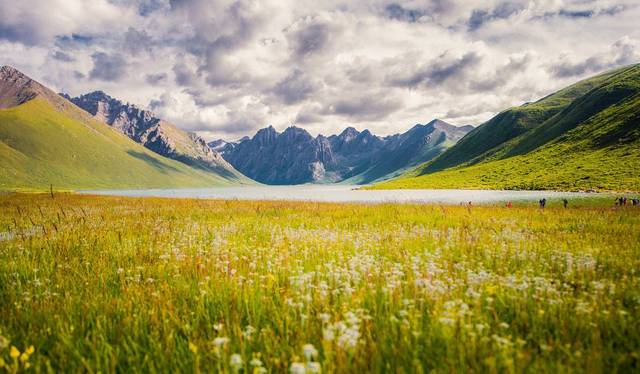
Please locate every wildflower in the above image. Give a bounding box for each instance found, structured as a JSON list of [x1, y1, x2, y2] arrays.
[[322, 328, 334, 341], [243, 325, 256, 338], [0, 335, 8, 349], [188, 342, 198, 354], [10, 346, 19, 359], [307, 362, 322, 373], [213, 323, 224, 332], [116, 268, 124, 274], [250, 357, 264, 367], [230, 354, 243, 370], [303, 344, 318, 360], [213, 337, 230, 347], [290, 362, 306, 374]]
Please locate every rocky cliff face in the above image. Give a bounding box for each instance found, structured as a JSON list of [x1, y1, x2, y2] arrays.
[[213, 120, 472, 185], [64, 91, 245, 180]]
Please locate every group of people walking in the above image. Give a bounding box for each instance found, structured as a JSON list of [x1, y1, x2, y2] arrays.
[[616, 196, 640, 206]]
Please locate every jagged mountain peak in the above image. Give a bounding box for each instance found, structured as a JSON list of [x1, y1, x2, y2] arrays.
[[64, 90, 248, 181], [0, 65, 25, 78], [221, 121, 472, 184], [339, 126, 360, 142], [0, 66, 96, 123], [282, 125, 313, 140]]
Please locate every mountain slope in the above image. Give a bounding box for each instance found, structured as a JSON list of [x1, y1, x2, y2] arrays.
[[0, 66, 247, 190], [64, 91, 249, 182], [217, 121, 472, 185], [344, 120, 472, 183], [372, 64, 640, 191]]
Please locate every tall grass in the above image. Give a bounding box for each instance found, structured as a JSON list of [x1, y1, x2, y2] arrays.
[[0, 193, 638, 372]]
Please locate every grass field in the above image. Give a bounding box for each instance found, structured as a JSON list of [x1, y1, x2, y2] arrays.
[[0, 193, 639, 372]]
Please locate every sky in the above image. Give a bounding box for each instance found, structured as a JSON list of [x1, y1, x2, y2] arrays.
[[1, 0, 639, 141]]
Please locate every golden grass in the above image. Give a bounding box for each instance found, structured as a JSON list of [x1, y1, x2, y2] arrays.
[[0, 193, 638, 372]]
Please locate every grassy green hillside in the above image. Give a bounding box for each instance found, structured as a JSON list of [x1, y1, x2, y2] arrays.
[[373, 64, 640, 191], [421, 66, 628, 174], [0, 98, 245, 190]]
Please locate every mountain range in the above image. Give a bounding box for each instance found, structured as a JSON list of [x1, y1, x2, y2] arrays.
[[2, 62, 638, 192], [0, 66, 250, 190], [61, 91, 246, 181], [374, 63, 640, 191], [211, 120, 472, 185]]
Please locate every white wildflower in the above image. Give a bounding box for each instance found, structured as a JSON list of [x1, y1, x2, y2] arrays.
[[290, 362, 306, 374], [303, 343, 318, 360], [213, 337, 230, 347], [230, 354, 243, 370]]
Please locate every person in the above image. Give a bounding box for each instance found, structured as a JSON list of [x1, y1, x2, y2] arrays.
[[539, 198, 547, 209], [562, 198, 568, 208], [506, 201, 513, 208]]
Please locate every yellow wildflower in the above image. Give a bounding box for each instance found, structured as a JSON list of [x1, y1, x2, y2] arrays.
[[188, 342, 198, 354], [9, 346, 19, 359]]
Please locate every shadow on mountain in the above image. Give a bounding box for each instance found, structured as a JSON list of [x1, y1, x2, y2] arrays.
[[172, 154, 242, 180], [127, 151, 180, 173]]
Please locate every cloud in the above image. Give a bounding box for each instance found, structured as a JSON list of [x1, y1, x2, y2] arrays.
[[173, 62, 199, 86], [274, 69, 320, 104], [51, 50, 75, 62], [0, 0, 137, 45], [384, 3, 426, 23], [388, 51, 482, 88], [323, 91, 404, 120], [1, 0, 639, 139], [467, 2, 525, 31], [123, 27, 152, 56], [549, 37, 640, 78], [89, 52, 127, 81], [288, 18, 333, 58], [145, 73, 167, 85]]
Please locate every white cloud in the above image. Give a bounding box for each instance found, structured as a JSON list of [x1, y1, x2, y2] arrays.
[[0, 0, 639, 140]]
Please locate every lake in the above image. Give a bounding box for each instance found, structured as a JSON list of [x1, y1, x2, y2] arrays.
[[80, 185, 600, 204]]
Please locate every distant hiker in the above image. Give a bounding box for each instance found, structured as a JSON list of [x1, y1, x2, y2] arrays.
[[633, 198, 639, 206], [623, 197, 628, 206], [506, 201, 513, 208], [562, 199, 568, 208], [539, 198, 547, 209]]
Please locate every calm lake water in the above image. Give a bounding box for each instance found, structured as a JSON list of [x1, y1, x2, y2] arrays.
[[81, 185, 600, 204]]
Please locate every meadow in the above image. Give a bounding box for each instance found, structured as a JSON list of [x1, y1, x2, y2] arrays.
[[0, 193, 638, 373]]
